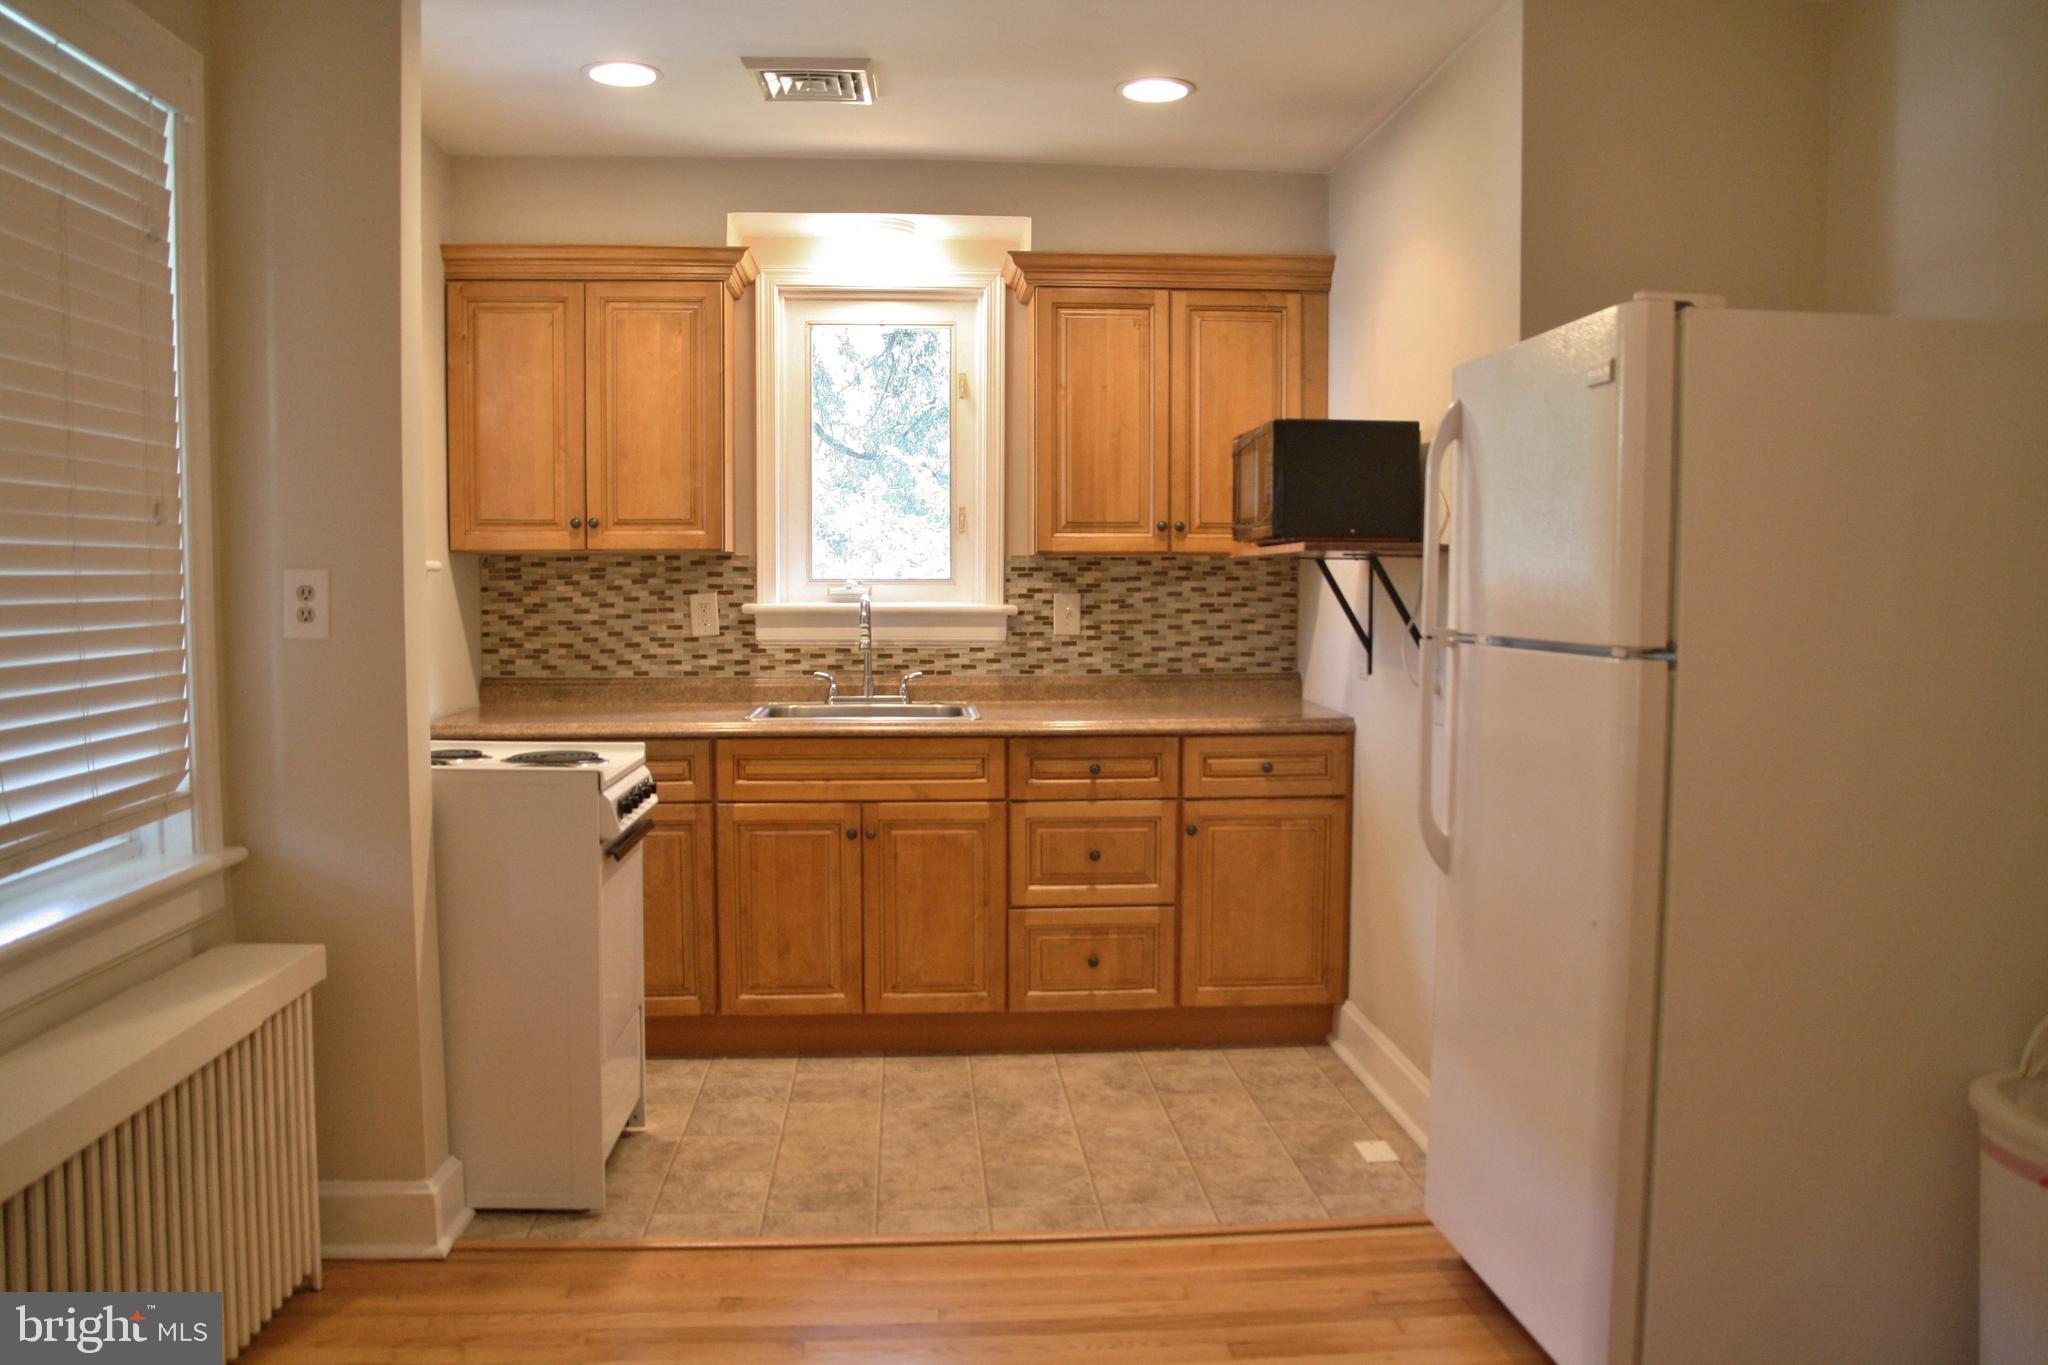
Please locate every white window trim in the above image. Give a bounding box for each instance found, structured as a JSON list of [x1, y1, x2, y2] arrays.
[[0, 0, 237, 1001], [748, 266, 1013, 643]]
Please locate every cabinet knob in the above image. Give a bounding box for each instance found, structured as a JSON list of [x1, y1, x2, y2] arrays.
[[1088, 762, 1102, 776], [587, 517, 600, 529], [846, 828, 859, 840], [569, 517, 583, 529], [1261, 760, 1275, 773], [1155, 520, 1167, 532], [1186, 824, 1198, 837], [865, 827, 878, 840], [1173, 521, 1186, 533], [1088, 849, 1102, 862], [1087, 954, 1101, 969]]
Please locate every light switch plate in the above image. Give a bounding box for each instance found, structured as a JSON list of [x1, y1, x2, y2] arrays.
[[282, 569, 329, 640], [1052, 592, 1081, 636], [689, 592, 720, 637]]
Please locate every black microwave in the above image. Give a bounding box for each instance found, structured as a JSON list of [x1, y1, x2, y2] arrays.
[[1232, 419, 1424, 546]]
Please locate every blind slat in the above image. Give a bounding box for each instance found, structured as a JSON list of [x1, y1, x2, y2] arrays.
[[0, 6, 187, 875], [0, 24, 167, 158]]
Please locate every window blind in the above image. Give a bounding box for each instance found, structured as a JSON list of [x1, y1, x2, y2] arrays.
[[0, 6, 189, 877]]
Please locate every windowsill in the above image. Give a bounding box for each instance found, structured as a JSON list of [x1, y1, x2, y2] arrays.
[[0, 847, 248, 978], [741, 600, 1018, 643]]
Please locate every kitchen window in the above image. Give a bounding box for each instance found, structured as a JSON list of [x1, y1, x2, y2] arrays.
[[748, 248, 1013, 642], [0, 0, 228, 978]]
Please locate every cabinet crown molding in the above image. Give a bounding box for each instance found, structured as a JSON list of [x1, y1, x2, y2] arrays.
[[442, 244, 760, 297], [1003, 251, 1335, 302]]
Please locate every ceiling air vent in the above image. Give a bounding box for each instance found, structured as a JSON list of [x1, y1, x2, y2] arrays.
[[742, 57, 876, 105]]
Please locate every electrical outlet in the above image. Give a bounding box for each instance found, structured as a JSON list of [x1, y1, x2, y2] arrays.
[[689, 591, 720, 638], [1052, 592, 1082, 636], [282, 569, 329, 640]]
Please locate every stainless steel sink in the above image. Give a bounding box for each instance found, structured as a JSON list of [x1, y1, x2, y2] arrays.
[[746, 700, 979, 721]]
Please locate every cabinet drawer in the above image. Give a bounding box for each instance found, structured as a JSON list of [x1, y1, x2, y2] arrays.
[[1007, 736, 1178, 800], [1182, 733, 1350, 798], [1009, 907, 1174, 1011], [1008, 800, 1176, 907], [715, 738, 1005, 802], [645, 739, 712, 802]]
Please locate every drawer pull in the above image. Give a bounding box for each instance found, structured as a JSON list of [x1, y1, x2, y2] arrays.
[[1088, 849, 1102, 861], [1087, 954, 1101, 968], [1088, 762, 1102, 775], [1261, 760, 1275, 773]]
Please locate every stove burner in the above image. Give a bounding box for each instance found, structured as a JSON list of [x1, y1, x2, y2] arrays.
[[431, 748, 488, 765], [503, 749, 605, 767]]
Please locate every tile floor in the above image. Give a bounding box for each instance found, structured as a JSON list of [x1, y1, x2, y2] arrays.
[[461, 1044, 1426, 1242]]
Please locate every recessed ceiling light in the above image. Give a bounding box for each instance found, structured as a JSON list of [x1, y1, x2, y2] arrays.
[[1117, 76, 1194, 104], [584, 61, 660, 88]]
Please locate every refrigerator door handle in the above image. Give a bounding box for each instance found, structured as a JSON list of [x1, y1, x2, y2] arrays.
[[1417, 400, 1461, 872]]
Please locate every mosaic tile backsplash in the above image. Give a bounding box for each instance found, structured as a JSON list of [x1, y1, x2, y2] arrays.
[[480, 555, 1299, 679]]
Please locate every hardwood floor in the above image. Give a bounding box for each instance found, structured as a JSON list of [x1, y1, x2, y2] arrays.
[[244, 1226, 1545, 1362]]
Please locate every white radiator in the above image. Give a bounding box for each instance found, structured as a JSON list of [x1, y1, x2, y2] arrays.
[[0, 944, 327, 1360]]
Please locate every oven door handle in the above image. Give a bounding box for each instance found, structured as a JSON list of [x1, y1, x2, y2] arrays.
[[605, 819, 653, 862]]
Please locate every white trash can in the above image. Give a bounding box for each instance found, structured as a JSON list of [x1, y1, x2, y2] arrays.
[[1971, 1016, 2048, 1365]]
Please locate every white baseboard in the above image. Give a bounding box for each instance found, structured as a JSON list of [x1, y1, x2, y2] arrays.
[[320, 1153, 470, 1259], [1328, 1000, 1430, 1152]]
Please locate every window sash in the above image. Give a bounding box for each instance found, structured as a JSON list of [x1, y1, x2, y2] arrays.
[[0, 2, 189, 880]]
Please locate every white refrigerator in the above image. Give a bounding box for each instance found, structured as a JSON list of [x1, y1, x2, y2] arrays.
[[1415, 300, 2048, 1365]]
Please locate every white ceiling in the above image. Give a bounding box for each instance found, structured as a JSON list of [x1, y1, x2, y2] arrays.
[[421, 0, 1504, 172]]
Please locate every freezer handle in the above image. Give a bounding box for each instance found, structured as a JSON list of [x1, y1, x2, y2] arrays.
[[1416, 401, 1461, 872]]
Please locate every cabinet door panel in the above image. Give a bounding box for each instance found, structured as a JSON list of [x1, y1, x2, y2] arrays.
[[447, 281, 584, 551], [1034, 288, 1170, 553], [863, 802, 1005, 1013], [1181, 797, 1347, 1007], [643, 803, 716, 1016], [717, 803, 863, 1014], [1170, 290, 1302, 554], [586, 281, 730, 551]]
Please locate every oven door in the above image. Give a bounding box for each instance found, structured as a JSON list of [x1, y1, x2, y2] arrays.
[[598, 823, 647, 1149]]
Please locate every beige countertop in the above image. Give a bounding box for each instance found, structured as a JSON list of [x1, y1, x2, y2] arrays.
[[431, 675, 1352, 740]]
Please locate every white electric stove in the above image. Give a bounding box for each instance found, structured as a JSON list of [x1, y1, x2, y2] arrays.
[[431, 740, 657, 1210]]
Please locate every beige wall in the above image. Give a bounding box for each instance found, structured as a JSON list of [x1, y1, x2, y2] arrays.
[[1519, 0, 1831, 335], [420, 138, 482, 715], [445, 157, 1328, 253], [1824, 0, 2048, 320], [1302, 1, 1524, 1096], [208, 0, 448, 1191]]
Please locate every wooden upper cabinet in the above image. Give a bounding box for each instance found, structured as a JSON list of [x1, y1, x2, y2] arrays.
[[443, 246, 755, 554], [1170, 291, 1304, 554], [446, 280, 585, 552], [585, 281, 730, 551], [1032, 287, 1170, 553], [1008, 253, 1332, 556]]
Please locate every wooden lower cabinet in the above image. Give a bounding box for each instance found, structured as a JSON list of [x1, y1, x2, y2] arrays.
[[1009, 906, 1174, 1012], [864, 802, 1006, 1013], [716, 802, 863, 1015], [1180, 797, 1348, 1007], [642, 802, 716, 1016]]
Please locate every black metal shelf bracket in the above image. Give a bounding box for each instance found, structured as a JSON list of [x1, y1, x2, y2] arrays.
[[1312, 554, 1422, 677]]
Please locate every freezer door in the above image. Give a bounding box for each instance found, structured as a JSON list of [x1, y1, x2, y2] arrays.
[[1447, 301, 1676, 650], [1427, 641, 1671, 1365]]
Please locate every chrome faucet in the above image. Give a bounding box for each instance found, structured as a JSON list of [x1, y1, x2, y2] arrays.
[[856, 590, 875, 699]]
